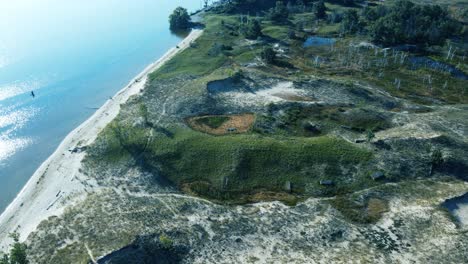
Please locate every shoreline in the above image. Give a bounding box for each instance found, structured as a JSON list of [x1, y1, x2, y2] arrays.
[[0, 29, 203, 249]]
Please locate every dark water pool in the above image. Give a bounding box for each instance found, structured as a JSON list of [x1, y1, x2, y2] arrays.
[[408, 57, 468, 80], [303, 36, 336, 48], [442, 193, 468, 225]]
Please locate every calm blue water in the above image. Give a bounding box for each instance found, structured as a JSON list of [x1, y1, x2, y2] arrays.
[[0, 0, 201, 212], [303, 36, 336, 47]]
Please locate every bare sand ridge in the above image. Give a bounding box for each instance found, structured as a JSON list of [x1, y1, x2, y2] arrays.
[[0, 29, 203, 249]]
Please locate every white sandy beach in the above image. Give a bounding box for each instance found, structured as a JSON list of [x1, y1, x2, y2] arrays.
[[0, 29, 203, 250]]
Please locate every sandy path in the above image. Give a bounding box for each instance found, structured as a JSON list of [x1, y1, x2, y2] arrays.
[[0, 29, 203, 249]]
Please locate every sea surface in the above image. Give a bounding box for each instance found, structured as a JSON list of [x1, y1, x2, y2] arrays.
[[0, 0, 201, 212]]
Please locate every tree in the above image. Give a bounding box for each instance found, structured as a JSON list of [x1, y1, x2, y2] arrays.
[[0, 234, 28, 264], [313, 1, 327, 19], [231, 69, 244, 83], [0, 254, 9, 264], [327, 0, 354, 6], [288, 29, 296, 39], [341, 9, 360, 35], [431, 148, 443, 165], [368, 0, 461, 46], [269, 1, 289, 23], [328, 11, 343, 24], [342, 0, 355, 6], [261, 47, 277, 64], [9, 234, 28, 264], [366, 129, 375, 143], [169, 7, 191, 30], [429, 148, 443, 175], [245, 19, 262, 39]]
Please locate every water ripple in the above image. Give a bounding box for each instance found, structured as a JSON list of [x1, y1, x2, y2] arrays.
[[0, 106, 39, 131], [0, 136, 33, 165], [0, 80, 43, 102], [0, 106, 39, 165]]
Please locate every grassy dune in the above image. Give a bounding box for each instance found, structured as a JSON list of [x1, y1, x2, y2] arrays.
[[90, 125, 374, 204]]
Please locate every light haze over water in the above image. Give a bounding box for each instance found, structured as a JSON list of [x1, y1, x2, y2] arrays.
[[0, 0, 201, 212]]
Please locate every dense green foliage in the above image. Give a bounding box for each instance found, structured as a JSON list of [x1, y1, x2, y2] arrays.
[[313, 0, 327, 19], [340, 9, 360, 34], [268, 1, 290, 23], [217, 0, 462, 46], [368, 1, 462, 45], [0, 234, 28, 264], [261, 47, 277, 64], [244, 19, 263, 39], [169, 7, 191, 30], [216, 0, 342, 14]]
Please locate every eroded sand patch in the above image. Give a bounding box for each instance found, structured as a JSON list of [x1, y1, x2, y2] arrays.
[[220, 82, 314, 107]]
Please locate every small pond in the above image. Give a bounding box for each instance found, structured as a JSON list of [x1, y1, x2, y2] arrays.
[[442, 192, 468, 227], [303, 36, 336, 48]]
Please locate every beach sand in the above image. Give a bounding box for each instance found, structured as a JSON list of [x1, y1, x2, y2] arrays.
[[0, 29, 203, 249]]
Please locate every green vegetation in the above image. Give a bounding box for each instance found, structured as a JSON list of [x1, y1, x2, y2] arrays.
[[313, 0, 327, 19], [368, 1, 462, 46], [430, 148, 444, 175], [244, 19, 262, 40], [195, 116, 230, 129], [159, 235, 173, 249], [90, 124, 373, 203], [159, 1, 466, 104], [20, 0, 468, 262], [366, 129, 375, 143], [0, 233, 28, 264], [169, 7, 191, 30], [107, 0, 467, 208], [261, 47, 277, 64], [431, 148, 444, 166], [268, 1, 290, 24], [255, 104, 393, 137], [116, 0, 465, 207], [340, 9, 360, 34], [151, 15, 236, 80]]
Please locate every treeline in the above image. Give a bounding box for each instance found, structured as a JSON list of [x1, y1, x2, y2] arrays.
[[215, 0, 463, 47], [216, 0, 357, 14], [342, 1, 463, 46]]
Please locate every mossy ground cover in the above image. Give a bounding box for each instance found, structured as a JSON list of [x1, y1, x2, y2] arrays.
[[89, 124, 374, 204], [255, 103, 392, 137]]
